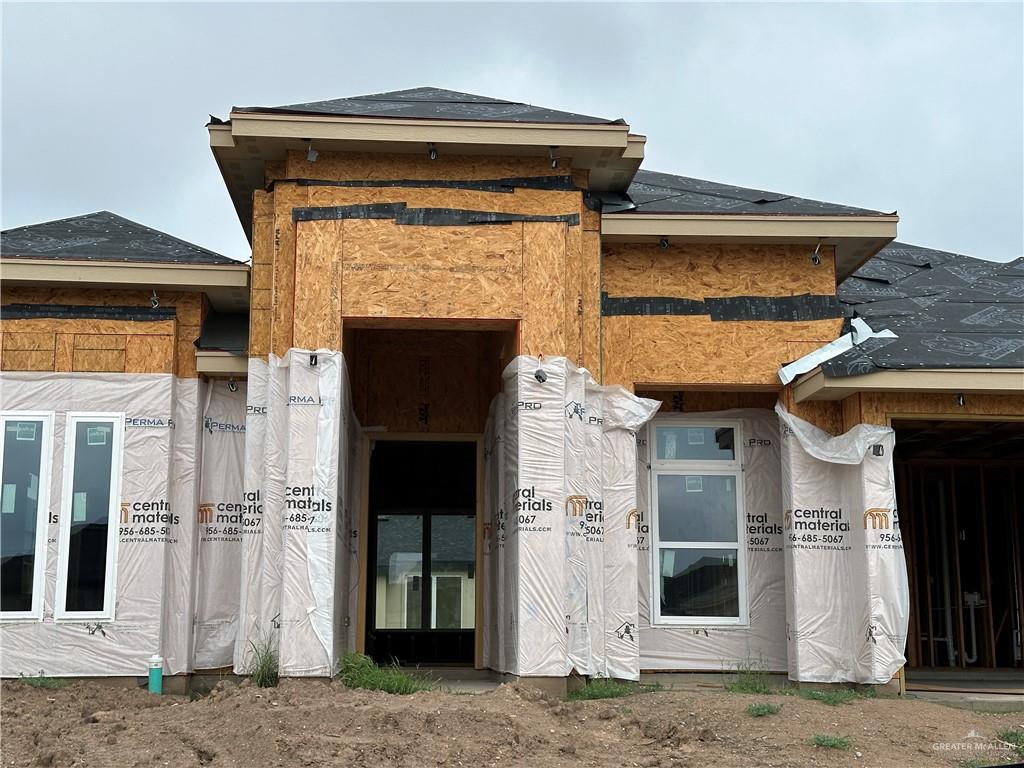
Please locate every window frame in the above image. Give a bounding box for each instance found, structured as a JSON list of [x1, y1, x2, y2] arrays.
[[649, 417, 748, 627], [55, 412, 124, 622], [0, 411, 54, 622]]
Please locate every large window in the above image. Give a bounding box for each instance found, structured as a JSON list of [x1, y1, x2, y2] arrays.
[[56, 413, 124, 620], [0, 413, 53, 620], [650, 420, 747, 626]]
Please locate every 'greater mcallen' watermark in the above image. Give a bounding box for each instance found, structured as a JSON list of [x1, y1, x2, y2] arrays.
[[932, 729, 1015, 758]]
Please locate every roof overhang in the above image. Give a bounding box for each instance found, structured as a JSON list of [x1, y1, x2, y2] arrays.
[[793, 367, 1024, 402], [195, 350, 248, 377], [600, 213, 899, 282], [0, 259, 250, 312], [210, 114, 641, 240]]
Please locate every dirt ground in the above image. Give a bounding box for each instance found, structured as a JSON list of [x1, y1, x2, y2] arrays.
[[1, 678, 1022, 768]]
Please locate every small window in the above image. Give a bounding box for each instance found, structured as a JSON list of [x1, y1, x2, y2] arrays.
[[56, 413, 124, 620], [0, 412, 53, 620], [650, 419, 747, 626]]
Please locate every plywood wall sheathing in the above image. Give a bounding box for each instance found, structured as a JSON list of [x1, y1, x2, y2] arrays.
[[284, 151, 566, 182], [563, 224, 584, 367], [582, 230, 602, 375], [305, 185, 581, 218], [521, 222, 567, 357], [249, 190, 275, 357], [293, 220, 343, 349], [636, 389, 778, 413], [859, 392, 1024, 426], [270, 184, 308, 357]]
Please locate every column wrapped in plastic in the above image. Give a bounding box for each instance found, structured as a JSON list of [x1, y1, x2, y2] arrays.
[[234, 358, 268, 672], [636, 409, 788, 672], [279, 350, 342, 676], [776, 403, 908, 683], [500, 367, 521, 674], [563, 365, 590, 674], [193, 381, 247, 669], [582, 376, 606, 676], [601, 387, 659, 681], [482, 395, 503, 671]]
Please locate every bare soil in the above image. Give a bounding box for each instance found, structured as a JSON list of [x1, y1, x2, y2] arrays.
[[1, 678, 1021, 767]]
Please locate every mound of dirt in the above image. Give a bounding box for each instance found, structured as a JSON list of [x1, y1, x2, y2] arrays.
[[1, 678, 1020, 767]]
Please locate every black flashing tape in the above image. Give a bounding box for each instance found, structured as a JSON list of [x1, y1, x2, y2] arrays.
[[0, 304, 177, 322], [600, 293, 843, 321], [601, 293, 707, 316], [705, 295, 843, 322], [270, 175, 578, 193], [293, 203, 579, 226]]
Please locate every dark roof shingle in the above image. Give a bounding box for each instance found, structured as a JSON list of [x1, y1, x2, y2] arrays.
[[1, 211, 238, 265]]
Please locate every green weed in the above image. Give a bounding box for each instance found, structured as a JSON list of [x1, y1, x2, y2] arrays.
[[812, 734, 852, 750], [746, 702, 781, 717], [336, 653, 434, 695]]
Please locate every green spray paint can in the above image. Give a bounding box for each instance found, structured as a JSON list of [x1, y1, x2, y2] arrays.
[[148, 654, 163, 695]]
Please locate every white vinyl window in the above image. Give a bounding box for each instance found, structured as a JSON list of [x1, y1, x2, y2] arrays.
[[0, 412, 53, 621], [650, 419, 748, 626], [56, 413, 124, 621]]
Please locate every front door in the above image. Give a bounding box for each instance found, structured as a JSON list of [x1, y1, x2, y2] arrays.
[[365, 440, 476, 665]]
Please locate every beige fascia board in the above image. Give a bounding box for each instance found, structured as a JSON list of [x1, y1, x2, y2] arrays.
[[0, 259, 249, 291], [208, 124, 236, 148], [601, 213, 899, 240], [226, 113, 630, 150], [196, 351, 249, 376], [793, 367, 1024, 402]]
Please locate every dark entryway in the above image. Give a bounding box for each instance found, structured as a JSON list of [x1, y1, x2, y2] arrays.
[[895, 420, 1024, 676], [365, 440, 476, 666]]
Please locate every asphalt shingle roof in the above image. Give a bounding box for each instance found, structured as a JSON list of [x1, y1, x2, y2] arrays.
[[1, 211, 238, 265], [233, 87, 624, 126], [825, 242, 1024, 376], [601, 169, 890, 217]]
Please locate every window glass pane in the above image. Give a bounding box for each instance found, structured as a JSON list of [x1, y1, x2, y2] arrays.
[[430, 515, 475, 629], [375, 515, 423, 629], [656, 426, 734, 461], [659, 548, 739, 618], [1, 420, 44, 612], [65, 421, 114, 613], [657, 474, 737, 542]]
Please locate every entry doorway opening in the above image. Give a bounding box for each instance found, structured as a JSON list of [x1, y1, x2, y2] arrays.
[[365, 440, 477, 666], [895, 419, 1024, 692]]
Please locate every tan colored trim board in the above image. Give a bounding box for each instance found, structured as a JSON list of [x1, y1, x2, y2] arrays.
[[196, 351, 248, 376], [226, 113, 631, 150], [794, 367, 1024, 402], [601, 213, 898, 240], [0, 259, 249, 290]]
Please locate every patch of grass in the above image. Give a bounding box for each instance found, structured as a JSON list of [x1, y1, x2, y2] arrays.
[[998, 728, 1024, 759], [246, 635, 279, 688], [812, 734, 852, 750], [799, 688, 857, 706], [745, 702, 781, 717], [336, 653, 434, 695], [723, 656, 774, 695], [18, 674, 66, 690], [567, 679, 658, 701]]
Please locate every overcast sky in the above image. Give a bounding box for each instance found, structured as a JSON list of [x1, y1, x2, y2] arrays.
[[3, 2, 1022, 263]]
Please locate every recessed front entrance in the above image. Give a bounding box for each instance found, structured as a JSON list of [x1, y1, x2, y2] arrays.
[[365, 440, 477, 666]]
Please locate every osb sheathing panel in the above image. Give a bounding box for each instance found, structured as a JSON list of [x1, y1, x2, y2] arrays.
[[581, 230, 602, 374], [293, 220, 343, 349], [601, 243, 838, 299], [285, 151, 568, 182], [859, 391, 1024, 426], [602, 315, 843, 388], [636, 389, 778, 413], [249, 190, 275, 357], [350, 330, 503, 433], [270, 185, 308, 357], [305, 185, 582, 218], [340, 220, 524, 320], [779, 386, 844, 435], [563, 224, 583, 367], [1, 318, 176, 374], [521, 222, 567, 357]]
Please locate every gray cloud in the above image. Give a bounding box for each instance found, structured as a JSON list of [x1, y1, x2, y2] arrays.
[[3, 2, 1021, 262]]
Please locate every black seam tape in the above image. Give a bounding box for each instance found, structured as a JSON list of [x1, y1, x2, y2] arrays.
[[293, 203, 579, 226], [601, 293, 843, 321], [1, 304, 177, 321]]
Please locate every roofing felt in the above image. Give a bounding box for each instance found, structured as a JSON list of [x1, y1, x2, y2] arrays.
[[598, 169, 890, 217], [1, 211, 238, 265], [233, 87, 624, 126], [823, 242, 1024, 376]]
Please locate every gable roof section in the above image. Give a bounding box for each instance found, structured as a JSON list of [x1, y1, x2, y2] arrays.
[[602, 169, 889, 216], [233, 87, 624, 125], [822, 242, 1024, 376], [1, 211, 238, 265]]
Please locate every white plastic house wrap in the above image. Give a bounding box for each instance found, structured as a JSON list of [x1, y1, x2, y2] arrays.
[[776, 403, 909, 683], [483, 357, 658, 680], [636, 409, 788, 672], [233, 351, 360, 677], [192, 381, 247, 669], [0, 373, 200, 677]]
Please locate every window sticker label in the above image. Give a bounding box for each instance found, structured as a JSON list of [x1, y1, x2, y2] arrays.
[[685, 476, 703, 493], [687, 428, 705, 446], [73, 492, 88, 522], [87, 427, 110, 446], [664, 432, 677, 459], [1, 484, 15, 514], [15, 422, 38, 441]]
